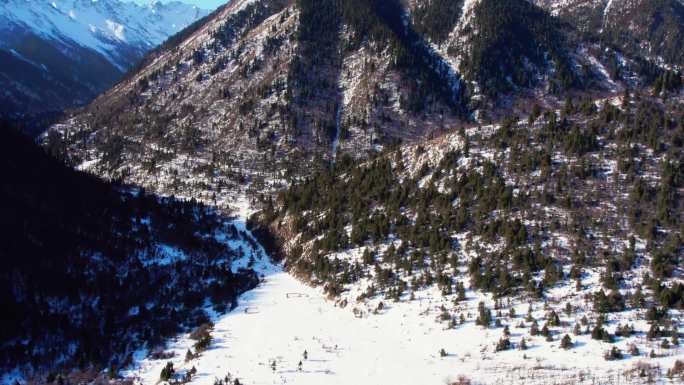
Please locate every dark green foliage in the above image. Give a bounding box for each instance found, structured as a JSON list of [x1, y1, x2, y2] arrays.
[[593, 290, 625, 313], [563, 125, 598, 156], [547, 310, 561, 327], [651, 250, 677, 279], [604, 346, 623, 361], [655, 283, 684, 310], [592, 326, 613, 342], [615, 324, 635, 338], [560, 334, 573, 349], [476, 301, 493, 327], [460, 0, 577, 96], [412, 0, 464, 44], [495, 337, 511, 352], [160, 362, 175, 382]]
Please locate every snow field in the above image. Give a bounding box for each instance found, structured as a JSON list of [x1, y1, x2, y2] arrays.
[[124, 247, 683, 385]]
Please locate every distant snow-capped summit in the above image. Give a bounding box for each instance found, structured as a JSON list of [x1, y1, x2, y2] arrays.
[[1, 0, 207, 66], [0, 0, 210, 129]]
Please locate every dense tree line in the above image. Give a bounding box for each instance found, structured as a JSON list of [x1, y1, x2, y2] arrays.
[[258, 89, 683, 314], [459, 0, 578, 96], [291, 0, 466, 117], [411, 0, 464, 45], [601, 0, 684, 68], [0, 123, 258, 376]]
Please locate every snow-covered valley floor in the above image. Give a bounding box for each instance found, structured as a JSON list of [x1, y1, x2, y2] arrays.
[[127, 259, 478, 385], [120, 200, 681, 385], [123, 258, 680, 385]]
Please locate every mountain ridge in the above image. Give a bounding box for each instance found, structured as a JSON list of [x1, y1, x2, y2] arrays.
[[47, 0, 682, 205]]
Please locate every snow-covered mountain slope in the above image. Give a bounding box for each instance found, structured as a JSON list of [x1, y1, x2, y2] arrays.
[[46, 0, 470, 205], [45, 87, 684, 384], [45, 0, 659, 210], [0, 0, 209, 127], [21, 1, 684, 383]]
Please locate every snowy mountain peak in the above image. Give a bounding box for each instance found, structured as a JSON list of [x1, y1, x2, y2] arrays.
[[0, 0, 209, 68], [0, 0, 210, 123]]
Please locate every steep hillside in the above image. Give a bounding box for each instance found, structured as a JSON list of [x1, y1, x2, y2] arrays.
[[418, 0, 579, 96], [47, 0, 471, 208], [45, 0, 660, 211], [0, 123, 260, 379], [535, 0, 684, 71], [0, 0, 209, 131], [252, 90, 684, 382]]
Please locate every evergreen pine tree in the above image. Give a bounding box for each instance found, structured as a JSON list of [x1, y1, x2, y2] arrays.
[[561, 334, 573, 349], [160, 362, 174, 382]]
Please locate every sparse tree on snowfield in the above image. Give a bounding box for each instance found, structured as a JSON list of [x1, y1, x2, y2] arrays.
[[604, 346, 623, 360], [476, 301, 492, 327], [526, 306, 534, 322], [160, 362, 174, 382], [530, 320, 539, 336], [561, 334, 573, 349], [495, 337, 511, 352], [573, 323, 581, 336]]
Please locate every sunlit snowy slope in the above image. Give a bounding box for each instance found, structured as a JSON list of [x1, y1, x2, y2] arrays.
[[125, 208, 683, 385]]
